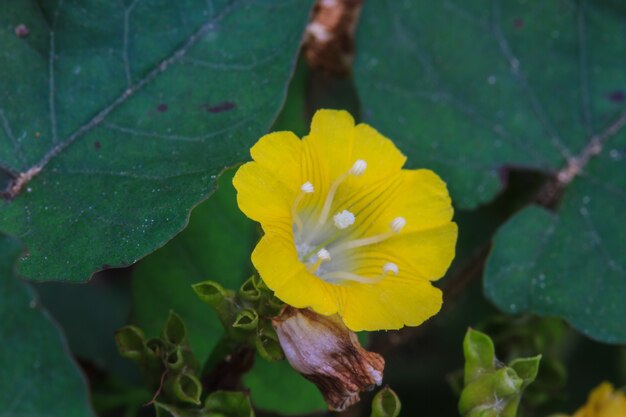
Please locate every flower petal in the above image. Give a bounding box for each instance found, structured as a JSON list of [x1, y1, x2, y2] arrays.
[[304, 109, 356, 182], [351, 123, 407, 184], [252, 231, 339, 315], [232, 162, 293, 225], [337, 169, 453, 239], [339, 277, 443, 331], [382, 169, 453, 233], [250, 131, 303, 192], [374, 222, 458, 281]]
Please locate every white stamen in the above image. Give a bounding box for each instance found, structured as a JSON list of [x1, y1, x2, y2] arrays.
[[308, 248, 331, 273], [383, 262, 399, 275], [350, 159, 367, 176], [390, 217, 406, 233], [333, 210, 355, 229], [317, 248, 331, 261], [301, 181, 314, 193]]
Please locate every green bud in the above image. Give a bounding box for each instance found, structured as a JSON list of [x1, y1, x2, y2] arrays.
[[252, 274, 269, 292], [146, 337, 167, 356], [370, 387, 401, 417], [464, 328, 496, 384], [114, 326, 146, 360], [232, 309, 259, 331], [204, 390, 254, 417], [193, 281, 229, 307], [239, 276, 261, 301], [459, 368, 523, 414], [170, 372, 202, 405], [255, 323, 283, 362], [193, 281, 239, 330], [162, 311, 187, 346], [165, 346, 185, 371], [459, 329, 542, 417]]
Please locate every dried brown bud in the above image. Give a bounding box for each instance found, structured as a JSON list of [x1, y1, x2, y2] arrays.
[[272, 307, 384, 411], [303, 0, 364, 76]]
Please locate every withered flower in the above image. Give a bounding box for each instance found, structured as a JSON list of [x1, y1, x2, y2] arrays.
[[272, 307, 384, 411]]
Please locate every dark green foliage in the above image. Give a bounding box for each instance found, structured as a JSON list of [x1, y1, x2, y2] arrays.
[[0, 0, 312, 281], [0, 234, 94, 416]]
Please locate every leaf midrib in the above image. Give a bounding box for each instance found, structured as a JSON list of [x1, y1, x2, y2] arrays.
[[3, 0, 243, 199]]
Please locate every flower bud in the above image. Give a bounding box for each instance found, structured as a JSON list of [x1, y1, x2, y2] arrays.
[[272, 307, 385, 411]]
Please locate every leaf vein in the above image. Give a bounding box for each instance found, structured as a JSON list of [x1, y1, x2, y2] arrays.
[[490, 0, 572, 161]]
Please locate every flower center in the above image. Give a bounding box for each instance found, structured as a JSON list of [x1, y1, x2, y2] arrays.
[[292, 160, 405, 285]]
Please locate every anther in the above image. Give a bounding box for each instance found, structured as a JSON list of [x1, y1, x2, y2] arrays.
[[382, 262, 399, 275], [317, 248, 331, 261], [308, 248, 331, 273], [333, 210, 355, 230], [390, 217, 406, 233], [301, 181, 314, 193], [350, 159, 367, 176]]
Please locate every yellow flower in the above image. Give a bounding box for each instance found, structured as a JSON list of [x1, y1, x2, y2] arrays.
[[572, 382, 626, 417], [233, 109, 457, 331]]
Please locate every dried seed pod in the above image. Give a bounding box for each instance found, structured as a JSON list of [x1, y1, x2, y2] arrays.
[[273, 307, 384, 411]]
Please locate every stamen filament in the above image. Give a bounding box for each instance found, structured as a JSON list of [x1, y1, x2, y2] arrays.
[[317, 172, 348, 227], [292, 182, 315, 237], [331, 217, 407, 253], [331, 232, 394, 252], [321, 263, 397, 285], [316, 160, 367, 229]]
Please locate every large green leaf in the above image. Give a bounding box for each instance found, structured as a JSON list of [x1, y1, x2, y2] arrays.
[[0, 234, 94, 415], [131, 168, 255, 362], [354, 1, 626, 342], [243, 355, 325, 414], [354, 0, 625, 208], [0, 0, 312, 281], [36, 274, 135, 380]]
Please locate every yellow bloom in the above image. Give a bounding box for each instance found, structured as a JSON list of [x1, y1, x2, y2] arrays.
[[233, 109, 457, 331], [572, 382, 626, 417]]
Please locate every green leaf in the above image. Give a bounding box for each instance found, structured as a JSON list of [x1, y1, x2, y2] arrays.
[[243, 355, 326, 415], [0, 0, 312, 281], [354, 0, 626, 344], [131, 168, 255, 363], [35, 274, 134, 380], [171, 372, 203, 405], [0, 234, 95, 416], [370, 387, 402, 417], [509, 355, 542, 387], [354, 0, 626, 208], [485, 195, 626, 343]]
